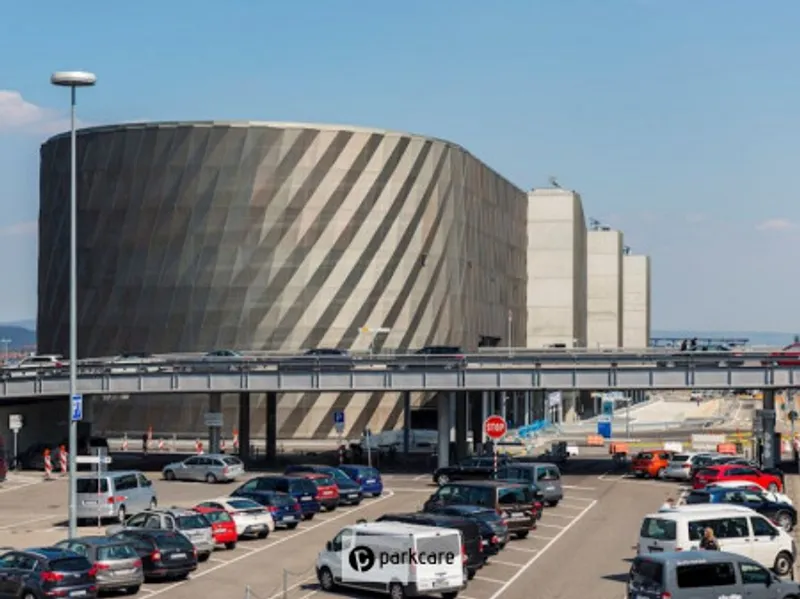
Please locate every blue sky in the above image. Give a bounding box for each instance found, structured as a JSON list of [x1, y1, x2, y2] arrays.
[[1, 0, 799, 332]]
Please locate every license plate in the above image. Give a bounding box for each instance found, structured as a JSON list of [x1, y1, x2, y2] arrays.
[[82, 500, 98, 505], [347, 493, 357, 499], [512, 512, 525, 518], [70, 591, 87, 597], [648, 546, 663, 552], [116, 568, 136, 575], [301, 496, 312, 501], [546, 486, 554, 491], [481, 540, 488, 546], [171, 553, 187, 559], [283, 516, 295, 522], [365, 479, 376, 484]]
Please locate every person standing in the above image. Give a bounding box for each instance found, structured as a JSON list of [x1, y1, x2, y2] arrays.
[[659, 497, 676, 511], [699, 527, 720, 550]]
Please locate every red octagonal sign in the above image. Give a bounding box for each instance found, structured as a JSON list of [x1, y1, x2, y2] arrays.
[[484, 415, 507, 440]]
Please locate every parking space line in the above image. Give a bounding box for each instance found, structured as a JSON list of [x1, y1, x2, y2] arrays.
[[561, 484, 596, 491], [545, 513, 576, 519], [412, 474, 429, 481], [506, 546, 539, 554], [144, 491, 396, 599], [389, 487, 430, 493], [297, 589, 318, 599], [208, 558, 228, 564], [459, 595, 480, 599], [0, 515, 57, 530], [266, 576, 316, 599], [487, 500, 597, 599], [528, 534, 554, 541], [537, 523, 564, 529], [474, 575, 506, 584], [0, 481, 41, 495], [554, 504, 588, 511], [560, 496, 596, 503], [490, 559, 525, 567]]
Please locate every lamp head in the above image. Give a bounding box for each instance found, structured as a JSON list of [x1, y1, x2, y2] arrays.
[[50, 71, 97, 87]]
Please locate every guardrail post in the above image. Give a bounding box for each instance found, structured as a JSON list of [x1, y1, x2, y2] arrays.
[[172, 433, 177, 452], [282, 568, 288, 599]]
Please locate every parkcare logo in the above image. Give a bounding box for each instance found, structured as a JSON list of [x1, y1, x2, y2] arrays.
[[348, 546, 457, 572]]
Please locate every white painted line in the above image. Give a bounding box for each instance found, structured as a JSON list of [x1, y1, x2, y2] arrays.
[[0, 515, 57, 530], [490, 559, 525, 567], [561, 484, 596, 491], [297, 590, 318, 599], [388, 487, 430, 493], [208, 558, 227, 564], [506, 545, 539, 554], [537, 523, 564, 529], [144, 490, 396, 599], [554, 504, 588, 511], [138, 589, 156, 595], [0, 481, 40, 495], [474, 575, 506, 584], [459, 595, 480, 599], [545, 513, 576, 519], [528, 534, 554, 541], [487, 499, 597, 599], [561, 496, 596, 503], [413, 474, 429, 481], [266, 576, 316, 599]]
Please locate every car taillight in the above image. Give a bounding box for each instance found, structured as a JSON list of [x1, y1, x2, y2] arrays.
[[533, 501, 543, 512], [294, 503, 301, 511], [41, 571, 64, 583], [150, 551, 162, 562], [88, 566, 98, 578], [107, 495, 126, 504], [223, 467, 229, 475], [94, 563, 110, 571], [662, 593, 672, 599], [193, 548, 198, 559], [268, 506, 278, 513], [133, 560, 142, 568], [355, 476, 362, 483], [491, 535, 498, 544], [55, 361, 64, 368], [461, 544, 467, 564]]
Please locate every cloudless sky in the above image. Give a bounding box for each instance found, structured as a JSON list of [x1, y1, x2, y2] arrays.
[[1, 0, 799, 332]]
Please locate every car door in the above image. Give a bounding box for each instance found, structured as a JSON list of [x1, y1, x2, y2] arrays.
[[179, 457, 201, 481], [124, 512, 149, 529], [0, 553, 23, 597], [115, 474, 142, 511], [729, 467, 759, 484], [749, 516, 781, 566], [737, 561, 774, 599], [136, 473, 155, 507], [2, 553, 37, 598]]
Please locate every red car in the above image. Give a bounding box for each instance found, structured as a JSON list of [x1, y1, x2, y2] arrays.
[[194, 506, 237, 550], [289, 473, 339, 511], [764, 342, 800, 367], [692, 464, 783, 492]]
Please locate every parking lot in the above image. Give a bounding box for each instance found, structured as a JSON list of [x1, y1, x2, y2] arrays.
[[0, 462, 684, 599]]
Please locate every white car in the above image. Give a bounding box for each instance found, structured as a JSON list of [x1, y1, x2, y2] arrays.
[[705, 480, 793, 505], [106, 352, 166, 374], [194, 497, 275, 538], [5, 354, 65, 377]]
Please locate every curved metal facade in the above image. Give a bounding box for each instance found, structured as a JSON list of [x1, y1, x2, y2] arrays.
[[38, 122, 527, 437]]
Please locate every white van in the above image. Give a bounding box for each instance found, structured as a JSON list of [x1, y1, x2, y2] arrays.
[[316, 521, 466, 598], [637, 505, 796, 576]]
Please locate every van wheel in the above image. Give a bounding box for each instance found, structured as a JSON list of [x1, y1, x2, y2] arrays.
[[436, 474, 450, 485], [164, 470, 176, 481], [117, 506, 126, 524], [774, 551, 793, 576], [205, 473, 217, 484], [442, 593, 458, 599], [467, 569, 475, 580], [389, 582, 405, 599], [318, 567, 336, 591], [776, 511, 793, 531]]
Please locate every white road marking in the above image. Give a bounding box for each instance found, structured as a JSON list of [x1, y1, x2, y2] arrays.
[[266, 576, 316, 599], [459, 595, 480, 599], [487, 500, 597, 599], [490, 559, 525, 567], [561, 484, 596, 491], [208, 558, 227, 564], [144, 491, 396, 599], [388, 487, 430, 493], [0, 515, 58, 530], [554, 504, 588, 511], [528, 534, 554, 541], [297, 590, 318, 599], [0, 480, 41, 495], [560, 496, 596, 503], [474, 575, 506, 584], [545, 513, 577, 519], [537, 523, 564, 529], [413, 474, 429, 481], [506, 545, 539, 554]]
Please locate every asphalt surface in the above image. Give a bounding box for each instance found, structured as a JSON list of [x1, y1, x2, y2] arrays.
[[0, 455, 682, 599]]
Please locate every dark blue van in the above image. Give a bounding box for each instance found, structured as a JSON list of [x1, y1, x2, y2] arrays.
[[231, 476, 321, 520], [339, 465, 383, 497], [283, 465, 363, 505]]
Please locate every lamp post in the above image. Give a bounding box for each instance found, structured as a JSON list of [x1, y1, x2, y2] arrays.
[[0, 338, 9, 363], [50, 70, 96, 540]]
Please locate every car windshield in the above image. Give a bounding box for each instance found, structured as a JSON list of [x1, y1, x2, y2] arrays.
[[270, 494, 295, 507], [672, 454, 690, 462], [360, 468, 379, 479], [474, 510, 503, 522], [227, 499, 262, 510], [176, 514, 209, 529], [222, 457, 242, 466], [50, 557, 92, 572], [636, 453, 653, 460], [201, 510, 232, 523], [685, 492, 711, 504], [313, 476, 335, 487], [97, 544, 137, 561], [328, 469, 352, 483], [696, 468, 719, 477], [640, 518, 677, 541], [155, 534, 194, 550], [289, 479, 317, 494], [76, 479, 109, 493]]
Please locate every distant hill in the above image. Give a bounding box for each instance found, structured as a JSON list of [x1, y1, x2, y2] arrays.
[[4, 319, 35, 331], [653, 330, 796, 348], [0, 325, 35, 350]]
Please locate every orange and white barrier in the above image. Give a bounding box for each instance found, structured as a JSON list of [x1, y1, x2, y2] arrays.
[[220, 438, 226, 452], [121, 435, 128, 451], [195, 439, 203, 454], [59, 446, 67, 475], [158, 438, 165, 451], [232, 429, 239, 452], [43, 450, 52, 480], [586, 434, 604, 446]]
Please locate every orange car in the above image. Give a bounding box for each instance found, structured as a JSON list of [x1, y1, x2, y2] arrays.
[[630, 450, 673, 478]]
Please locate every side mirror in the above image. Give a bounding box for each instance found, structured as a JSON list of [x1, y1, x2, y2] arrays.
[[326, 541, 333, 551], [144, 479, 152, 487]]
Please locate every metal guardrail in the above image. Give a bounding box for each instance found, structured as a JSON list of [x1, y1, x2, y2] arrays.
[[1, 361, 800, 398]]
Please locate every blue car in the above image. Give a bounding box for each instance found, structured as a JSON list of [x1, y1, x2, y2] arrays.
[[233, 490, 302, 528], [284, 464, 363, 505], [339, 465, 384, 497], [231, 476, 321, 520]]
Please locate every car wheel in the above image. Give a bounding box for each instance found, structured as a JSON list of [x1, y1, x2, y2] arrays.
[[225, 541, 236, 550], [768, 482, 779, 492], [318, 567, 336, 592], [442, 593, 458, 599], [545, 500, 559, 507], [777, 512, 793, 532], [124, 586, 140, 595], [206, 473, 217, 484], [389, 582, 405, 599], [164, 470, 176, 481], [257, 530, 269, 539], [303, 514, 314, 521], [774, 551, 793, 576], [287, 523, 299, 530], [515, 531, 529, 539], [198, 552, 211, 563], [149, 498, 157, 510], [436, 473, 450, 485], [117, 506, 126, 524], [467, 569, 475, 580]]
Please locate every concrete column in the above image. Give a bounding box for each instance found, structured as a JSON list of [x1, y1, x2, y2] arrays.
[[557, 392, 564, 423], [437, 393, 450, 469], [455, 392, 468, 461], [208, 393, 222, 454], [238, 392, 251, 461], [469, 392, 483, 453], [762, 390, 777, 469], [524, 393, 531, 426], [449, 393, 457, 442], [499, 392, 507, 421], [402, 391, 411, 458], [266, 392, 277, 462]]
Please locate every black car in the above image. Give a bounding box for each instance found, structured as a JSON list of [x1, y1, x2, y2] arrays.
[[278, 349, 354, 372], [685, 488, 797, 531], [424, 504, 509, 554], [432, 456, 512, 486], [109, 530, 197, 581], [376, 512, 484, 578], [0, 547, 97, 599], [283, 464, 363, 505]]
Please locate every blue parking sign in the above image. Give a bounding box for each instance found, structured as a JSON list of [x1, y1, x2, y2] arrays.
[[71, 394, 83, 422], [334, 411, 345, 424]]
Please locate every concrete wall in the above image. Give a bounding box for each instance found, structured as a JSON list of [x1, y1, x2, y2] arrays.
[[526, 189, 587, 348], [586, 229, 623, 348], [622, 254, 651, 349]]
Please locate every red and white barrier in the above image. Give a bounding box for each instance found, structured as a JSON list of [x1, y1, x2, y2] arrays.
[[220, 438, 226, 452], [195, 439, 203, 455], [59, 448, 67, 475], [232, 429, 239, 452], [158, 438, 164, 451], [43, 452, 52, 480]]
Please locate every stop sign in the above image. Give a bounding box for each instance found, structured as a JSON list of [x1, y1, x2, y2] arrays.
[[484, 415, 507, 440]]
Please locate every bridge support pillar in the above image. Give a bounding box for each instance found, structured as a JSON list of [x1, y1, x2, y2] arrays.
[[266, 392, 277, 463], [208, 393, 222, 454], [402, 391, 411, 458], [449, 393, 456, 442], [469, 392, 483, 453], [761, 390, 777, 470], [437, 393, 451, 469], [524, 393, 531, 426], [238, 392, 250, 462], [455, 392, 468, 461]]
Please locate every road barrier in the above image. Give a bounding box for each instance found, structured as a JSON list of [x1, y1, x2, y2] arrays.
[[59, 445, 67, 475], [43, 449, 52, 480], [586, 434, 605, 446]]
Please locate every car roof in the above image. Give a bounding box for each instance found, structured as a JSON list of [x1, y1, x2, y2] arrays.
[[440, 504, 494, 514], [636, 550, 738, 564], [77, 470, 143, 480], [350, 521, 454, 537], [647, 505, 757, 519], [382, 512, 470, 524], [150, 507, 201, 517], [289, 472, 329, 480], [446, 480, 524, 488], [188, 454, 232, 460], [25, 547, 77, 560], [289, 464, 329, 470], [68, 536, 125, 546]]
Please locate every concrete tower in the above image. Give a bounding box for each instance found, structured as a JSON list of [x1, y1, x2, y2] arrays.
[[622, 254, 651, 348], [586, 229, 624, 348]]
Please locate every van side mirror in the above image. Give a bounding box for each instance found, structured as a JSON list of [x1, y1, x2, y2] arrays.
[[144, 479, 152, 487], [326, 541, 332, 551]]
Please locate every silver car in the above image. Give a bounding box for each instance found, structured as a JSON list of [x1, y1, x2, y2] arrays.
[[163, 454, 245, 483], [76, 470, 158, 523], [663, 453, 716, 481], [56, 536, 144, 594], [107, 508, 215, 561]]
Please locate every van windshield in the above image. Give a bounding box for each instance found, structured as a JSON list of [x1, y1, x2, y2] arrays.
[[630, 558, 663, 590], [498, 486, 533, 504], [76, 479, 109, 494], [640, 518, 676, 541]]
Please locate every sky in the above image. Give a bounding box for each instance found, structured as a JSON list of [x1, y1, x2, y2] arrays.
[[1, 0, 799, 333]]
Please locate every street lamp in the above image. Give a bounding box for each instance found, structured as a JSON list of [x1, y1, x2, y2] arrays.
[[50, 70, 96, 540]]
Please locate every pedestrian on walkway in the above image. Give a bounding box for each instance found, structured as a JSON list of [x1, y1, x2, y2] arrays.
[[660, 497, 676, 511]]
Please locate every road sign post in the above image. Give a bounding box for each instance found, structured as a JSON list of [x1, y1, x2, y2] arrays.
[[484, 415, 507, 474], [334, 411, 345, 452], [9, 415, 22, 471]]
